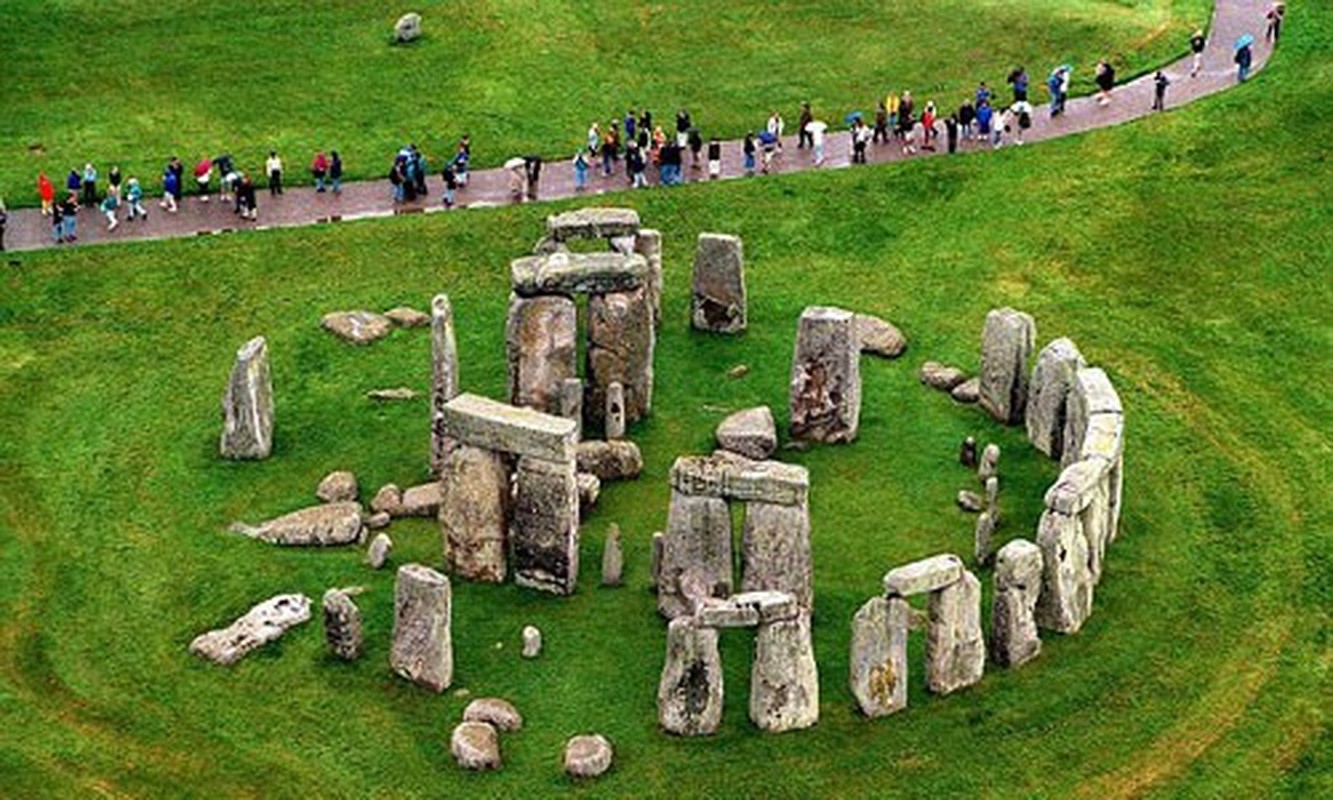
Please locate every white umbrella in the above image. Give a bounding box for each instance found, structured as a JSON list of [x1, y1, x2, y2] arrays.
[[503, 157, 526, 171], [806, 121, 829, 134]]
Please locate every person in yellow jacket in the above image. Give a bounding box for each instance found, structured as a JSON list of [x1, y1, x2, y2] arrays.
[[885, 92, 901, 134]]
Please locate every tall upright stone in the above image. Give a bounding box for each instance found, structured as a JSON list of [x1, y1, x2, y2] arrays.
[[691, 233, 746, 333], [789, 306, 861, 444], [635, 228, 664, 328], [849, 596, 911, 717], [1026, 338, 1086, 458], [739, 500, 813, 612], [658, 490, 733, 618], [925, 570, 985, 694], [1035, 507, 1094, 634], [430, 295, 460, 475], [511, 455, 581, 595], [439, 444, 510, 582], [322, 588, 363, 661], [587, 287, 654, 424], [220, 336, 274, 459], [601, 523, 624, 587], [657, 617, 724, 736], [749, 612, 819, 732], [390, 564, 453, 692], [991, 539, 1043, 667], [506, 293, 577, 415], [978, 307, 1036, 425]]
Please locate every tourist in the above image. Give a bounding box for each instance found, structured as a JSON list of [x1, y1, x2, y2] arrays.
[[573, 146, 590, 191], [797, 101, 813, 149], [945, 115, 959, 153], [608, 120, 621, 170], [886, 90, 900, 133], [1266, 2, 1285, 42], [161, 163, 179, 212], [688, 127, 704, 171], [216, 154, 237, 201], [81, 162, 98, 206], [975, 81, 992, 107], [993, 106, 1012, 148], [59, 192, 78, 242], [661, 140, 683, 185], [707, 137, 722, 179], [266, 150, 283, 195], [900, 117, 918, 156], [0, 198, 7, 251], [389, 157, 405, 203], [65, 169, 82, 202], [651, 125, 666, 166], [523, 155, 542, 200], [766, 111, 784, 151], [897, 90, 915, 140], [627, 141, 647, 188], [37, 172, 54, 215], [958, 98, 976, 140], [125, 177, 146, 221], [637, 109, 652, 146], [1190, 29, 1207, 77], [107, 164, 122, 201], [50, 196, 64, 243], [921, 101, 938, 150], [441, 162, 458, 207], [1047, 67, 1068, 116], [412, 147, 429, 199], [976, 99, 994, 143], [1012, 101, 1032, 145], [624, 109, 637, 143], [600, 125, 617, 177], [451, 137, 471, 187], [675, 109, 692, 148], [852, 118, 871, 163], [100, 190, 119, 231], [743, 132, 757, 176], [1095, 60, 1116, 104], [329, 151, 343, 194], [1152, 71, 1171, 111], [1007, 66, 1029, 103], [311, 151, 329, 193], [808, 119, 827, 166], [873, 102, 890, 145], [1235, 39, 1253, 82], [193, 157, 213, 202], [760, 132, 778, 173], [238, 175, 258, 220]]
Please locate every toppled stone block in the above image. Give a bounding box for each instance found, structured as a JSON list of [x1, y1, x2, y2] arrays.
[[220, 336, 274, 459], [951, 377, 981, 404], [370, 484, 402, 515], [385, 306, 430, 327], [855, 313, 907, 358], [230, 502, 364, 546], [441, 393, 578, 462], [564, 734, 614, 778], [397, 482, 442, 517], [511, 251, 648, 297], [920, 361, 967, 391], [316, 471, 358, 503], [321, 310, 392, 344], [883, 554, 964, 597], [576, 440, 643, 481], [450, 721, 500, 771], [463, 697, 524, 732], [189, 593, 311, 665]]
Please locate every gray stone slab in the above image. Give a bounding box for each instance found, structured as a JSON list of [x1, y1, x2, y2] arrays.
[[692, 233, 746, 333], [511, 455, 580, 595], [658, 491, 732, 618], [586, 286, 654, 424], [850, 595, 911, 717], [925, 570, 986, 694], [511, 251, 647, 297], [749, 613, 819, 732], [1035, 509, 1094, 634], [657, 617, 723, 736], [1062, 367, 1123, 468], [883, 553, 964, 597], [546, 207, 641, 241], [978, 307, 1036, 425], [506, 294, 577, 415], [669, 453, 809, 506], [440, 393, 577, 462], [390, 564, 453, 691], [740, 501, 813, 611], [1026, 337, 1085, 458], [789, 306, 860, 443], [220, 336, 274, 460]]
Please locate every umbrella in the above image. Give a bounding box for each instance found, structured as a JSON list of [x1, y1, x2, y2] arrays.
[[503, 157, 526, 171], [806, 121, 828, 135], [843, 111, 864, 125], [1052, 64, 1072, 77], [1235, 33, 1254, 50], [1010, 101, 1034, 115], [758, 131, 778, 145]]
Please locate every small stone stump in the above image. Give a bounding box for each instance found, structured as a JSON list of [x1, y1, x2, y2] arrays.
[[394, 12, 422, 43], [604, 381, 626, 439], [789, 306, 861, 444], [390, 564, 452, 692], [322, 588, 363, 661], [657, 617, 724, 736], [450, 721, 500, 771], [601, 523, 624, 587], [564, 734, 613, 779], [992, 539, 1043, 667], [692, 233, 746, 333], [521, 625, 542, 658], [366, 532, 393, 569], [220, 336, 274, 459], [978, 307, 1036, 425]]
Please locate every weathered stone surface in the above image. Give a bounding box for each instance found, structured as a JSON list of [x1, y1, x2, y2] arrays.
[[657, 618, 724, 736], [441, 393, 578, 462], [979, 307, 1036, 425], [692, 233, 746, 333], [750, 613, 819, 732], [575, 440, 643, 481], [220, 336, 274, 459], [559, 378, 583, 439], [920, 361, 967, 391], [650, 531, 664, 590], [463, 697, 524, 732], [511, 455, 580, 595], [564, 734, 613, 778], [658, 491, 732, 618], [670, 453, 808, 506], [957, 490, 984, 512], [925, 570, 985, 694], [1079, 410, 1125, 465], [371, 484, 402, 515], [321, 310, 392, 344], [850, 596, 910, 717], [393, 12, 421, 43], [884, 554, 964, 597], [1035, 509, 1094, 634], [439, 444, 509, 582], [696, 601, 759, 628], [1062, 367, 1123, 468], [716, 406, 777, 460], [740, 501, 813, 611], [789, 307, 860, 443], [974, 511, 997, 565], [385, 306, 430, 327], [368, 387, 418, 402], [322, 588, 363, 661], [1026, 338, 1086, 458], [634, 228, 663, 327], [1044, 459, 1107, 516], [390, 564, 452, 692], [698, 590, 800, 628], [951, 377, 981, 404], [316, 471, 358, 503], [506, 294, 577, 415], [985, 476, 999, 510], [546, 207, 641, 242], [364, 511, 391, 530], [992, 539, 1043, 667], [727, 363, 750, 379], [855, 313, 907, 358], [397, 482, 442, 517], [189, 593, 311, 665], [430, 294, 460, 476], [978, 443, 1001, 482], [601, 523, 624, 587], [450, 721, 500, 771], [230, 502, 364, 547], [511, 251, 647, 297], [576, 472, 600, 513], [604, 382, 626, 439], [521, 625, 542, 658], [366, 532, 393, 569], [960, 436, 978, 468], [587, 287, 654, 424]]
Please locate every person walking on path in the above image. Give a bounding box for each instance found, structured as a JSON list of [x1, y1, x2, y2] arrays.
[[216, 154, 237, 202], [958, 98, 976, 140], [600, 125, 617, 177], [1095, 60, 1116, 105], [451, 137, 471, 187], [329, 151, 343, 194], [81, 163, 98, 206], [921, 102, 938, 150], [441, 162, 458, 208], [1007, 66, 1029, 103], [808, 120, 828, 166], [1153, 71, 1171, 111], [107, 165, 122, 200], [873, 102, 890, 145], [945, 115, 959, 154], [193, 157, 213, 202], [1047, 66, 1070, 116], [100, 190, 119, 231], [238, 175, 258, 220], [886, 91, 900, 133], [311, 151, 329, 192], [797, 102, 813, 149], [676, 109, 692, 148], [627, 142, 647, 188], [976, 99, 994, 145], [1235, 39, 1254, 82], [766, 111, 785, 151], [523, 155, 542, 201], [65, 169, 82, 201], [161, 164, 180, 212], [587, 122, 601, 158], [743, 133, 757, 176], [688, 127, 704, 171], [37, 172, 55, 215], [58, 192, 78, 242], [1266, 2, 1285, 42], [125, 178, 146, 221], [266, 151, 283, 195], [573, 147, 590, 191], [1190, 29, 1207, 77], [707, 137, 722, 179], [851, 118, 870, 164], [50, 196, 64, 243], [897, 91, 915, 141], [624, 109, 637, 144]]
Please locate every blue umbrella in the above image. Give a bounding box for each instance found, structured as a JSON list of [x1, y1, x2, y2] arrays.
[[1235, 33, 1254, 50], [843, 111, 864, 125], [758, 131, 778, 145]]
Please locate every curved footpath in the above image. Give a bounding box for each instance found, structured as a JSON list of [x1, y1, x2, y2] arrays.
[[2, 0, 1274, 254]]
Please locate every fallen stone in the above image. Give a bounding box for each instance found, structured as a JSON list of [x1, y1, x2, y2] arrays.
[[393, 12, 422, 43], [390, 564, 452, 692], [992, 539, 1043, 667], [587, 286, 654, 424], [316, 471, 358, 503], [919, 361, 967, 391], [789, 306, 860, 443], [956, 490, 984, 512], [220, 336, 274, 460], [364, 511, 391, 530], [510, 251, 647, 297], [321, 310, 393, 344], [366, 532, 393, 569], [1026, 338, 1086, 458], [430, 294, 460, 475], [521, 625, 542, 658], [978, 307, 1036, 425], [951, 377, 980, 404], [692, 233, 746, 333], [604, 382, 626, 439], [716, 406, 777, 460], [749, 613, 819, 732], [506, 293, 577, 415], [669, 452, 808, 506], [564, 734, 613, 779], [883, 554, 964, 597], [441, 393, 578, 463], [367, 387, 418, 402], [322, 588, 363, 661], [189, 593, 311, 665], [657, 618, 724, 736], [727, 363, 750, 379], [575, 440, 643, 481], [383, 306, 428, 328], [546, 207, 641, 242], [450, 721, 500, 771], [463, 697, 524, 732], [511, 455, 581, 595], [740, 501, 813, 611], [371, 484, 402, 515], [397, 482, 442, 517], [925, 569, 985, 694], [439, 445, 509, 582], [855, 313, 907, 358], [230, 502, 364, 547], [849, 595, 910, 717]]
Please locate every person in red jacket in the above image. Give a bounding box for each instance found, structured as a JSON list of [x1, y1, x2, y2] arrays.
[[311, 151, 329, 192], [37, 172, 55, 215]]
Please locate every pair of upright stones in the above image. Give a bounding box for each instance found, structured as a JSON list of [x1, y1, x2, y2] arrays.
[[508, 208, 659, 432]]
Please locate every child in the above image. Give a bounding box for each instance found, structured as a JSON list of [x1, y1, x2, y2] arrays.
[[125, 177, 147, 221], [100, 191, 119, 231], [161, 166, 179, 212], [441, 163, 458, 208], [707, 138, 722, 179]]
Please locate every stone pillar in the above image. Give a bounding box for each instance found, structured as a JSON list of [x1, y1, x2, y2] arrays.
[[1061, 367, 1122, 468], [430, 295, 460, 475], [439, 444, 510, 583], [604, 381, 626, 439], [691, 233, 746, 333], [1035, 508, 1094, 634], [657, 617, 724, 736], [749, 612, 819, 732], [992, 539, 1043, 667], [650, 531, 665, 590], [1076, 392, 1126, 545], [587, 286, 654, 424], [974, 510, 996, 565], [849, 596, 910, 717], [925, 570, 985, 694], [600, 523, 623, 587], [1026, 338, 1085, 458], [322, 588, 363, 661], [511, 455, 581, 595], [739, 500, 813, 612], [978, 307, 1036, 425], [635, 228, 663, 329], [789, 306, 861, 444], [390, 564, 453, 692], [220, 336, 274, 459], [506, 293, 577, 415], [658, 490, 733, 618], [559, 377, 583, 440]]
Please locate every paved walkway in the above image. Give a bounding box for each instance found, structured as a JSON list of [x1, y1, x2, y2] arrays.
[[1, 0, 1274, 254]]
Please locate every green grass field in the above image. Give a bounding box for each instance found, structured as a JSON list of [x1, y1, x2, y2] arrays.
[[0, 0, 1207, 205], [0, 1, 1329, 798]]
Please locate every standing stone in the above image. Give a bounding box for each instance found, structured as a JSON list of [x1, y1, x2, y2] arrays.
[[635, 228, 664, 328], [925, 570, 985, 694], [1026, 338, 1086, 458], [658, 490, 733, 618], [316, 471, 358, 503], [587, 287, 654, 425], [974, 511, 996, 565], [439, 444, 510, 583], [564, 734, 614, 779], [559, 377, 584, 439], [430, 294, 460, 475], [393, 12, 422, 43], [322, 588, 363, 661], [985, 476, 999, 510], [188, 594, 310, 665], [450, 721, 500, 771], [601, 523, 624, 587], [978, 443, 1001, 482], [604, 382, 626, 439], [716, 406, 778, 460], [366, 532, 393, 569], [220, 336, 274, 459], [521, 625, 542, 658], [692, 233, 746, 333], [749, 612, 819, 732], [506, 293, 577, 415], [959, 436, 978, 468], [650, 531, 665, 590], [978, 307, 1036, 425], [1035, 508, 1094, 633], [992, 539, 1043, 667], [1062, 367, 1123, 469], [740, 501, 813, 612], [511, 455, 580, 595], [657, 618, 724, 736], [390, 564, 452, 692], [789, 306, 861, 444], [849, 596, 911, 717]]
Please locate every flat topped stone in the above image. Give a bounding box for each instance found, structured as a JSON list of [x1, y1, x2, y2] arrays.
[[440, 393, 577, 462], [546, 207, 641, 241], [697, 590, 800, 628], [1044, 459, 1109, 514], [883, 554, 965, 597], [564, 734, 614, 779], [669, 452, 809, 506], [510, 251, 648, 297]]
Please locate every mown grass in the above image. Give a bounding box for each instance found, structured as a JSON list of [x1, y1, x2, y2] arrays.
[[0, 2, 1329, 799], [0, 0, 1207, 205]]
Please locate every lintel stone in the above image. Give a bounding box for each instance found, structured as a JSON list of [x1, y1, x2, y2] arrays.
[[440, 393, 577, 462], [883, 554, 964, 597]]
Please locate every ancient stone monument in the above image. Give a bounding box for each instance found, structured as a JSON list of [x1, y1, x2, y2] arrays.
[[715, 405, 778, 460], [390, 564, 453, 692], [220, 336, 274, 459], [691, 233, 746, 333], [564, 733, 614, 778], [430, 293, 460, 475], [1026, 337, 1086, 458], [978, 307, 1036, 425], [322, 588, 363, 661], [991, 539, 1043, 667], [450, 721, 500, 770], [789, 306, 861, 443], [657, 617, 724, 735]]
